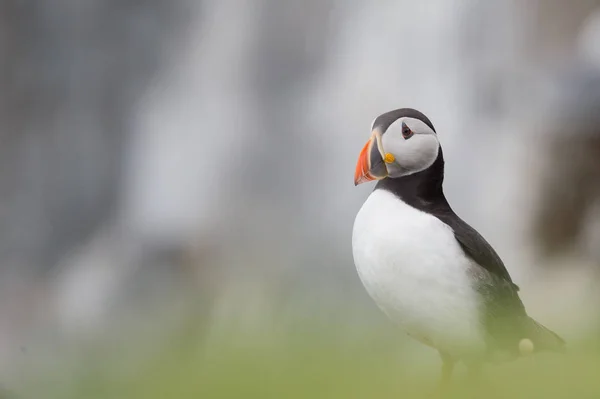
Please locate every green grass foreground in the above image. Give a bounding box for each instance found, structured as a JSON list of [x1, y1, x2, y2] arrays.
[[25, 322, 600, 399]]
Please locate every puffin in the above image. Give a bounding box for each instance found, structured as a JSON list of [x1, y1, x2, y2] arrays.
[[352, 108, 565, 387]]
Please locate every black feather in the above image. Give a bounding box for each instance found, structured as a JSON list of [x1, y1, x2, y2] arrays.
[[372, 108, 436, 133]]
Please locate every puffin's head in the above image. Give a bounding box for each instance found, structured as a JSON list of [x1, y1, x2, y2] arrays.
[[354, 108, 439, 185]]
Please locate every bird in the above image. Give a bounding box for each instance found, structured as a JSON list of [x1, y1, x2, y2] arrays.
[[352, 108, 565, 389]]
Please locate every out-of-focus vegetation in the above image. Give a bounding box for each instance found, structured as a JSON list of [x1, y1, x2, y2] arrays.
[[16, 317, 600, 399]]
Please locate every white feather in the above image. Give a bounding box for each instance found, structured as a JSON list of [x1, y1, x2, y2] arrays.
[[352, 189, 485, 359]]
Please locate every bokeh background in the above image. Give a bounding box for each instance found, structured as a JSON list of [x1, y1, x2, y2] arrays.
[[1, 1, 600, 397]]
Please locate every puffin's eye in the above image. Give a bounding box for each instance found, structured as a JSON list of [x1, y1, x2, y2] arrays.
[[401, 122, 413, 139]]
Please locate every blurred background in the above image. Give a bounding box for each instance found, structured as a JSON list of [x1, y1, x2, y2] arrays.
[[1, 0, 600, 397]]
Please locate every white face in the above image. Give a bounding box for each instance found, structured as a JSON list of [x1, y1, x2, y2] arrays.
[[380, 117, 439, 178]]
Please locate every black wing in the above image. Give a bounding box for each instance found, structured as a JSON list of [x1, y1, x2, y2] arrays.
[[436, 210, 530, 353], [435, 211, 519, 291]]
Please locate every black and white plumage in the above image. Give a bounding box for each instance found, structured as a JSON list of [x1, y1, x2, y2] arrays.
[[352, 108, 564, 385]]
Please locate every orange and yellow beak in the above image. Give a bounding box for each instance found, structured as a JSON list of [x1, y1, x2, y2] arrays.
[[354, 130, 389, 186]]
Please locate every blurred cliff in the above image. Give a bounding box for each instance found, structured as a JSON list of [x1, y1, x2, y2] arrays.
[[0, 0, 599, 393]]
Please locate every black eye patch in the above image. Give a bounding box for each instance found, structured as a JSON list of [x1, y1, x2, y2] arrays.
[[401, 122, 414, 139]]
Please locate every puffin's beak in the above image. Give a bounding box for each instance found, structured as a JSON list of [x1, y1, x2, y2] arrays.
[[354, 130, 388, 186]]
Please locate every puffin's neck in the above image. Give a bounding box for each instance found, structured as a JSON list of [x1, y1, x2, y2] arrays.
[[374, 146, 448, 209]]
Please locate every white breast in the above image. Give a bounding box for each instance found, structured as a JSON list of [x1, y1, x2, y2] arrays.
[[352, 190, 485, 358]]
